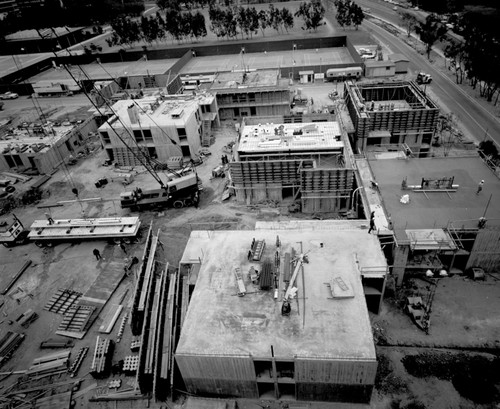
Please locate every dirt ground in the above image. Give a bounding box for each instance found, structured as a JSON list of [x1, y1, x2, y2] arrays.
[[1, 112, 499, 409]]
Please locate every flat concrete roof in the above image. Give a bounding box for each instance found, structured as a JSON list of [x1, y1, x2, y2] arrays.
[[5, 27, 82, 41], [0, 53, 52, 78], [101, 94, 214, 129], [370, 157, 500, 233], [181, 47, 355, 75], [0, 124, 77, 153], [238, 122, 343, 154], [176, 228, 382, 360], [29, 59, 178, 83], [211, 69, 279, 90]]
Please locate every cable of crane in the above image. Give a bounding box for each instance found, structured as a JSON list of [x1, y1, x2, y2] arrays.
[[44, 28, 167, 189]]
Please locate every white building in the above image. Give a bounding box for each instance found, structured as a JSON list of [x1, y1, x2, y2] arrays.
[[98, 93, 218, 166]]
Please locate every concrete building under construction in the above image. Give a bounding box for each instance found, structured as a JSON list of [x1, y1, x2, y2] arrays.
[[344, 80, 439, 156], [229, 120, 358, 214], [209, 70, 291, 120], [98, 93, 219, 166], [175, 225, 387, 404]]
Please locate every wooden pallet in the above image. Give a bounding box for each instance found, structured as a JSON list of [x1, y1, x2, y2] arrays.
[[57, 305, 95, 333], [44, 288, 82, 315]]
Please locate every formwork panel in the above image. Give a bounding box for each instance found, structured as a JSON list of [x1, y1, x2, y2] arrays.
[[296, 382, 374, 403], [175, 354, 256, 381], [295, 359, 377, 385], [182, 377, 258, 398]]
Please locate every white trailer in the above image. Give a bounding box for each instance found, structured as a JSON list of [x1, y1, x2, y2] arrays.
[[27, 216, 141, 247]]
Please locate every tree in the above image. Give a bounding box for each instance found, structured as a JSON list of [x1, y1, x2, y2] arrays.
[[141, 15, 161, 45], [295, 0, 326, 32], [268, 4, 283, 34], [399, 11, 417, 37], [333, 0, 351, 30], [415, 14, 447, 59], [444, 39, 466, 84], [191, 11, 207, 41], [349, 2, 364, 30], [109, 16, 141, 48], [165, 9, 182, 42], [156, 0, 180, 12], [258, 10, 269, 37], [281, 8, 294, 33]]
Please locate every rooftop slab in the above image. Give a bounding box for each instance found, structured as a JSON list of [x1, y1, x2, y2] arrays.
[[176, 228, 383, 360], [28, 59, 177, 83], [181, 47, 355, 75], [238, 122, 343, 154], [102, 94, 214, 128], [370, 156, 500, 233], [211, 69, 280, 90]]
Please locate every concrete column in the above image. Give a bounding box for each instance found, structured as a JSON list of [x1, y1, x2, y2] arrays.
[[393, 244, 409, 286]]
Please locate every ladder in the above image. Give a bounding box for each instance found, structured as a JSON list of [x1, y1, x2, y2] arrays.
[[252, 240, 266, 261], [202, 119, 211, 147]]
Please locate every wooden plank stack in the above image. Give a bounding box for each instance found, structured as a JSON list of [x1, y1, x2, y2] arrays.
[[26, 350, 70, 378], [0, 332, 25, 367], [90, 336, 114, 379]]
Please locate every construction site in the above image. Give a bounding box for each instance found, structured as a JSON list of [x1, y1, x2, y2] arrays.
[[0, 13, 499, 408]]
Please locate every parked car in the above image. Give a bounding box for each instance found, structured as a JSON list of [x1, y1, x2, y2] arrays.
[[0, 92, 19, 100]]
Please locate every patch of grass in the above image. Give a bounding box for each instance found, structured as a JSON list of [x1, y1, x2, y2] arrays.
[[375, 353, 409, 394], [402, 352, 500, 404]]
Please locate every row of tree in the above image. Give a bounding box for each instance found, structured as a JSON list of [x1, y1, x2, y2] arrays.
[[106, 1, 326, 47], [400, 10, 500, 104], [444, 14, 500, 103], [106, 10, 208, 48]]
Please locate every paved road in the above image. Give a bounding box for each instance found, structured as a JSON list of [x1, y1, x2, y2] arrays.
[[365, 19, 500, 146]]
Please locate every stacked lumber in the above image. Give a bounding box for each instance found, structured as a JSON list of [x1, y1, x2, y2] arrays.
[[0, 332, 25, 367], [130, 222, 153, 335], [98, 305, 123, 334], [90, 336, 114, 379], [39, 338, 73, 349], [16, 309, 38, 328], [26, 350, 70, 378], [1, 260, 32, 296]]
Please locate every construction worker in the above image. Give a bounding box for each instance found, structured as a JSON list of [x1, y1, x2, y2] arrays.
[[45, 212, 54, 225], [368, 218, 376, 234], [476, 180, 484, 195], [93, 248, 102, 260]]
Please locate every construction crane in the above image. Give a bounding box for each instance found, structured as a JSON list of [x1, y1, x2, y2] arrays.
[[40, 28, 202, 212], [281, 252, 308, 316]]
